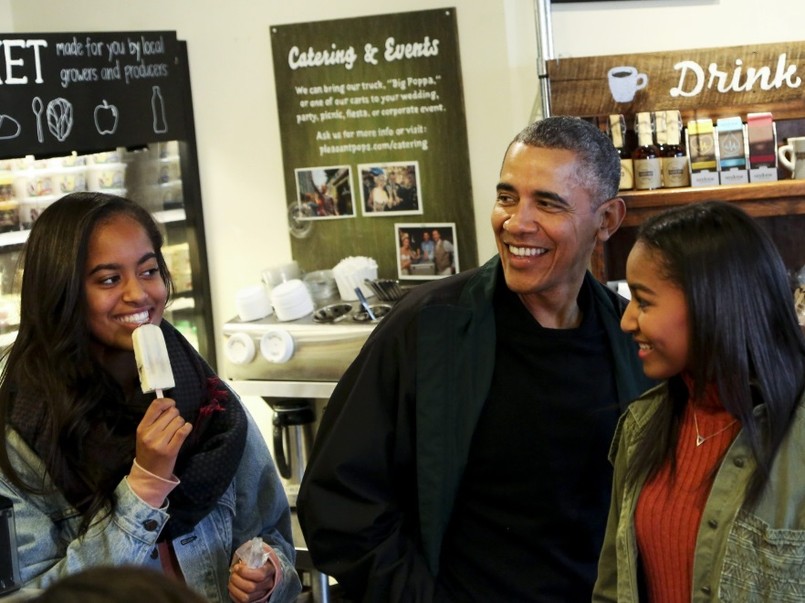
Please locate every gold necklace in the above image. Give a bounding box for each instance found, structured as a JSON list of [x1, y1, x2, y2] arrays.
[[692, 408, 738, 447]]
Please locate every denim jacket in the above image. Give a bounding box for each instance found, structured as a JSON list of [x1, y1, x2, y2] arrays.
[[1, 404, 301, 602], [594, 383, 805, 602]]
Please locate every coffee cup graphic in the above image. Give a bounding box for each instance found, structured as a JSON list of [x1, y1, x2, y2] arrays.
[[608, 65, 648, 103]]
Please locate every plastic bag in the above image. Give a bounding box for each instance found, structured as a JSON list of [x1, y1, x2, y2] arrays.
[[235, 537, 270, 569]]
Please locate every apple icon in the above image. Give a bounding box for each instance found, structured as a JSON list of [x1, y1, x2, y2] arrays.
[[94, 100, 119, 135]]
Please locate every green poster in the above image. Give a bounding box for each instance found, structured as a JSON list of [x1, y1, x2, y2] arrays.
[[270, 8, 477, 282]]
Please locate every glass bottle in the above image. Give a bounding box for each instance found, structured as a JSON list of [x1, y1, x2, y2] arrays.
[[609, 114, 634, 191], [653, 110, 668, 157], [152, 85, 168, 134], [632, 112, 662, 190], [661, 110, 690, 188]]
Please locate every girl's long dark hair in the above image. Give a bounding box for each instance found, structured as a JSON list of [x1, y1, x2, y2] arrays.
[[0, 192, 172, 532], [627, 201, 805, 506]]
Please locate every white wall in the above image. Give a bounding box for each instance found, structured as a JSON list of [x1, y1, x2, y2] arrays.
[[5, 0, 538, 369], [0, 0, 9, 27], [6, 0, 805, 370], [550, 0, 805, 57]]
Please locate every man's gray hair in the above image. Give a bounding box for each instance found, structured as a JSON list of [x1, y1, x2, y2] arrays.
[[510, 116, 621, 206]]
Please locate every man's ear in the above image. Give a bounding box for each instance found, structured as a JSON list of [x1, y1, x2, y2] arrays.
[[596, 197, 626, 242]]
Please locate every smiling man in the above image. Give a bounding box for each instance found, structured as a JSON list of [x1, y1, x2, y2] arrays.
[[298, 116, 653, 602]]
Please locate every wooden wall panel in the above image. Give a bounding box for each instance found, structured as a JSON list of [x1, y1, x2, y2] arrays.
[[547, 41, 805, 122]]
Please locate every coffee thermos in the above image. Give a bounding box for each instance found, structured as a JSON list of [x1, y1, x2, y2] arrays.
[[269, 399, 330, 602], [271, 400, 316, 504]]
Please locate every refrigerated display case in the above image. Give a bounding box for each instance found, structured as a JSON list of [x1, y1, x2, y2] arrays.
[[0, 31, 216, 366]]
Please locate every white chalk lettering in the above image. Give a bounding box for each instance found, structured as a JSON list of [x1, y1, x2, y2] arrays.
[[0, 38, 47, 84], [671, 53, 801, 98], [288, 44, 357, 70], [383, 36, 440, 62]]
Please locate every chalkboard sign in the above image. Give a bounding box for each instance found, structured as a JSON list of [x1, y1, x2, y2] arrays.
[[0, 31, 185, 158]]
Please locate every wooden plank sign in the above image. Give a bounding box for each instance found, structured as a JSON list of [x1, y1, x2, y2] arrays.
[[547, 41, 805, 122]]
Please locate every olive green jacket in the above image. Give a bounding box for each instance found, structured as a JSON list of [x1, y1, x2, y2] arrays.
[[594, 383, 805, 602]]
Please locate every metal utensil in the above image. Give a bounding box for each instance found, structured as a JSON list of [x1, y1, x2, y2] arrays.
[[364, 278, 407, 302], [31, 96, 44, 143], [354, 287, 376, 321]]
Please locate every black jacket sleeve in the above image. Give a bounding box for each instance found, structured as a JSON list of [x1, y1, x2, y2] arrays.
[[296, 310, 438, 602]]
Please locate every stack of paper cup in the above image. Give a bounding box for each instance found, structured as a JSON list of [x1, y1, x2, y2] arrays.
[[235, 284, 273, 322], [332, 256, 378, 301], [261, 261, 301, 290], [270, 279, 314, 321]]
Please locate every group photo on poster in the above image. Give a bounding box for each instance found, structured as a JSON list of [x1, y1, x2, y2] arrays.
[[359, 161, 422, 216], [294, 165, 355, 219], [395, 222, 458, 279]]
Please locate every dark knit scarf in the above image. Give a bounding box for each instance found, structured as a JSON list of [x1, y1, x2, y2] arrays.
[[9, 321, 248, 541]]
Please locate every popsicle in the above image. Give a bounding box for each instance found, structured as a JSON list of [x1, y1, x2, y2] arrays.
[[132, 323, 175, 397]]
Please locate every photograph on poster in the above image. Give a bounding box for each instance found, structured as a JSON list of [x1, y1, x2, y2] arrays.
[[359, 161, 422, 217], [395, 222, 458, 280], [294, 165, 354, 219]]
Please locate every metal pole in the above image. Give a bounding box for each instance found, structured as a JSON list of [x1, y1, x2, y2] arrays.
[[533, 0, 554, 119]]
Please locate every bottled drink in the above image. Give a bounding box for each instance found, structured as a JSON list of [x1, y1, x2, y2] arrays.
[[152, 86, 168, 134], [609, 114, 634, 190], [653, 111, 668, 157], [632, 112, 662, 190], [661, 110, 690, 188]]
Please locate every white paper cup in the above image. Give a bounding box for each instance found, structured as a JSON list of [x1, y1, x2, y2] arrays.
[[236, 284, 273, 322], [261, 262, 301, 289]]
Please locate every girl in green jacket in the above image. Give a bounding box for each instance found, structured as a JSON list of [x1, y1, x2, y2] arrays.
[[595, 201, 805, 602]]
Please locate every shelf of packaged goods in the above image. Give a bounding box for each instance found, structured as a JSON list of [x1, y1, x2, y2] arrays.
[[153, 208, 186, 224], [166, 295, 195, 312], [0, 229, 29, 249], [619, 179, 805, 227], [0, 208, 186, 251]]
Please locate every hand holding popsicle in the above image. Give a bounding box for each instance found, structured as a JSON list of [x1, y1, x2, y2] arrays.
[[132, 324, 190, 479], [136, 397, 192, 479]]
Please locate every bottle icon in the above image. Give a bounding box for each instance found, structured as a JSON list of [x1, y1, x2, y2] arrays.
[[151, 85, 167, 134]]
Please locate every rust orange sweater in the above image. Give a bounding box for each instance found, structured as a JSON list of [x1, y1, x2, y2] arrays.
[[634, 390, 741, 602]]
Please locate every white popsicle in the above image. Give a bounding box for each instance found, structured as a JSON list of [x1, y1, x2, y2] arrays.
[[132, 323, 175, 397]]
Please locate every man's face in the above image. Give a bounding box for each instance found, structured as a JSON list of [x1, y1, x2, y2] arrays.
[[432, 230, 441, 242], [491, 143, 609, 306]]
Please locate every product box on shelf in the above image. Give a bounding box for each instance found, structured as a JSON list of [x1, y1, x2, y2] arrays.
[[747, 112, 778, 183], [716, 116, 749, 185], [686, 118, 719, 187]]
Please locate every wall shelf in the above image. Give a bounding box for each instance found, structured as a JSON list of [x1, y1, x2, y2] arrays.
[[594, 179, 805, 282], [619, 179, 805, 226]]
